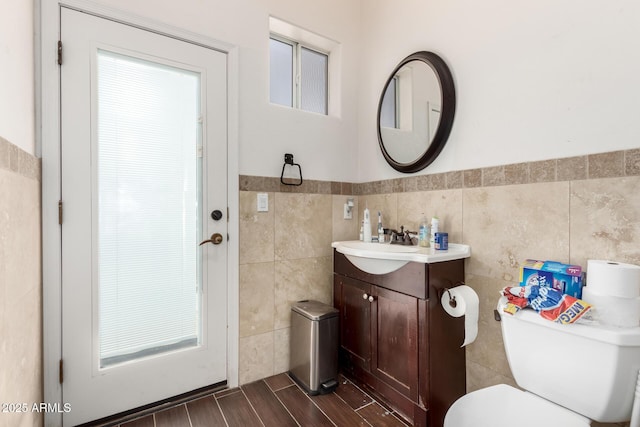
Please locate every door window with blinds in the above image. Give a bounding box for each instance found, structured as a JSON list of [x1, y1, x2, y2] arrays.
[[96, 49, 203, 368]]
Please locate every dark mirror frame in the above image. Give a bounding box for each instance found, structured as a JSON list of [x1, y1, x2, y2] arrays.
[[377, 51, 456, 173]]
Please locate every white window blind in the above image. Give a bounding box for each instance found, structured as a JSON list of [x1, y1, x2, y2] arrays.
[[96, 50, 202, 367], [269, 38, 294, 107], [300, 47, 328, 114]]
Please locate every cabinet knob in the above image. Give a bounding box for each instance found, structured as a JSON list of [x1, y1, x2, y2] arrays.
[[362, 293, 369, 300], [368, 296, 375, 303]]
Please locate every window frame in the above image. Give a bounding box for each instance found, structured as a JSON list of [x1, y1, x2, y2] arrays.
[[380, 75, 400, 129], [269, 33, 330, 115]]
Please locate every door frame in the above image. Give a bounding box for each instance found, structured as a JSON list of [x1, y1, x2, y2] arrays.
[[39, 2, 240, 426]]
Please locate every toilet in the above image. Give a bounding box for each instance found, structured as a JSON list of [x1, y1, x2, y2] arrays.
[[444, 297, 640, 426]]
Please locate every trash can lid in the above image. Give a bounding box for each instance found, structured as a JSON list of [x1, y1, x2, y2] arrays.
[[292, 300, 339, 321]]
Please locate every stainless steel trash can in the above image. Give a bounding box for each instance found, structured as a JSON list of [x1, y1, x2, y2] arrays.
[[289, 300, 339, 395]]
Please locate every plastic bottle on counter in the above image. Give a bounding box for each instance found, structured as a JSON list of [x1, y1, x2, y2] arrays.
[[363, 206, 372, 242], [430, 216, 439, 248], [418, 214, 429, 247], [359, 221, 364, 241]]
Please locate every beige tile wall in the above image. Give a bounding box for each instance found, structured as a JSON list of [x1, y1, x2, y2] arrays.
[[4, 137, 631, 422], [0, 137, 42, 427], [238, 191, 358, 384], [239, 151, 638, 427]]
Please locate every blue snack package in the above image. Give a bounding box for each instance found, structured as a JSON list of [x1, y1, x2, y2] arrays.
[[519, 259, 583, 298]]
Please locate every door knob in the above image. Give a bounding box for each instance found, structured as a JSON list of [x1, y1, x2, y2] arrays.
[[362, 293, 369, 300], [199, 233, 224, 246]]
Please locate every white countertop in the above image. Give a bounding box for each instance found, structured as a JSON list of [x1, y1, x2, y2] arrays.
[[332, 240, 471, 274]]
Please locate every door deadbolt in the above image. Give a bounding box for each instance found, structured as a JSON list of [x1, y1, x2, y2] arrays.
[[211, 210, 223, 221], [199, 233, 224, 246]]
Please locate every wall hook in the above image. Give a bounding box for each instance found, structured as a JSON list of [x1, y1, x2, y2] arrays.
[[281, 153, 303, 186]]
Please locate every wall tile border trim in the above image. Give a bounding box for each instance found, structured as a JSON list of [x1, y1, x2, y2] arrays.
[[240, 149, 640, 195], [0, 136, 41, 181]]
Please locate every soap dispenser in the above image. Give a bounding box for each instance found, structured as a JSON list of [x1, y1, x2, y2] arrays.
[[363, 205, 372, 242], [377, 211, 384, 243]]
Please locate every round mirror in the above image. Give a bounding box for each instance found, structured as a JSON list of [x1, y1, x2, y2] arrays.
[[377, 51, 456, 173]]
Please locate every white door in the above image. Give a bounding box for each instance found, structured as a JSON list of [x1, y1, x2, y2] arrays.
[[60, 8, 228, 425]]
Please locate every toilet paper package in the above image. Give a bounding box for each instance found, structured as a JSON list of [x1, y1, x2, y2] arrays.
[[586, 260, 640, 298], [581, 287, 640, 328], [583, 260, 640, 327]]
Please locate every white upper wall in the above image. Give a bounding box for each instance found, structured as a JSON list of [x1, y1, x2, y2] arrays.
[[85, 0, 362, 182], [35, 1, 640, 180], [358, 0, 640, 182], [1, 0, 34, 154]]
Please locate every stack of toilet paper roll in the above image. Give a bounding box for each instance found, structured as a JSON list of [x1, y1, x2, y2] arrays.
[[583, 260, 640, 328]]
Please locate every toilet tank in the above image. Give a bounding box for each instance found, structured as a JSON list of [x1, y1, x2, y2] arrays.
[[499, 299, 640, 423]]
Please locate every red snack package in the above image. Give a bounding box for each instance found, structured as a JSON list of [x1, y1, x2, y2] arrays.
[[502, 285, 592, 324]]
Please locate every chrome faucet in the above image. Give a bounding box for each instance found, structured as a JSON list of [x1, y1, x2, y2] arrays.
[[390, 226, 418, 245]]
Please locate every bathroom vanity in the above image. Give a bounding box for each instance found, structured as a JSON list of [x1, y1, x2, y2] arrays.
[[332, 242, 469, 427]]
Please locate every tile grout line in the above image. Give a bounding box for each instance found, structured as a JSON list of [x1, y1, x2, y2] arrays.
[[288, 379, 338, 427], [329, 380, 375, 427], [238, 385, 267, 427], [339, 376, 410, 426], [184, 403, 193, 427], [265, 381, 303, 427], [339, 376, 375, 409], [214, 390, 233, 427]]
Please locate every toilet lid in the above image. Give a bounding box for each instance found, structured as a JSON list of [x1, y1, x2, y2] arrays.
[[444, 384, 591, 427]]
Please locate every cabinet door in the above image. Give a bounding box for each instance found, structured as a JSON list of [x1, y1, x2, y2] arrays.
[[338, 276, 371, 372], [371, 285, 419, 401]]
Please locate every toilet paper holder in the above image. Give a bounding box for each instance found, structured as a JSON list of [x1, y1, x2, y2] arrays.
[[439, 284, 464, 309]]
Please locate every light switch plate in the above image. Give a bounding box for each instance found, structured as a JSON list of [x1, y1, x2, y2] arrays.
[[257, 193, 269, 212]]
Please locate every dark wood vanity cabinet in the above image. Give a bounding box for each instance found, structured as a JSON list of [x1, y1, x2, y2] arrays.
[[333, 250, 466, 427]]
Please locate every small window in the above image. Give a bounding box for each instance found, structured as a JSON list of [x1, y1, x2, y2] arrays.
[[269, 35, 328, 115]]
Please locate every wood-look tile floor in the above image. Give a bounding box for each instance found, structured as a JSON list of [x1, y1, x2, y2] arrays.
[[111, 373, 410, 427]]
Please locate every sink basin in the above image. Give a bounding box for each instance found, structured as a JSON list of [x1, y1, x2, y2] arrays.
[[337, 241, 421, 254], [332, 240, 471, 275]]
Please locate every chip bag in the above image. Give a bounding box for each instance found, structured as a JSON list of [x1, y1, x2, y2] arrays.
[[502, 284, 592, 324]]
